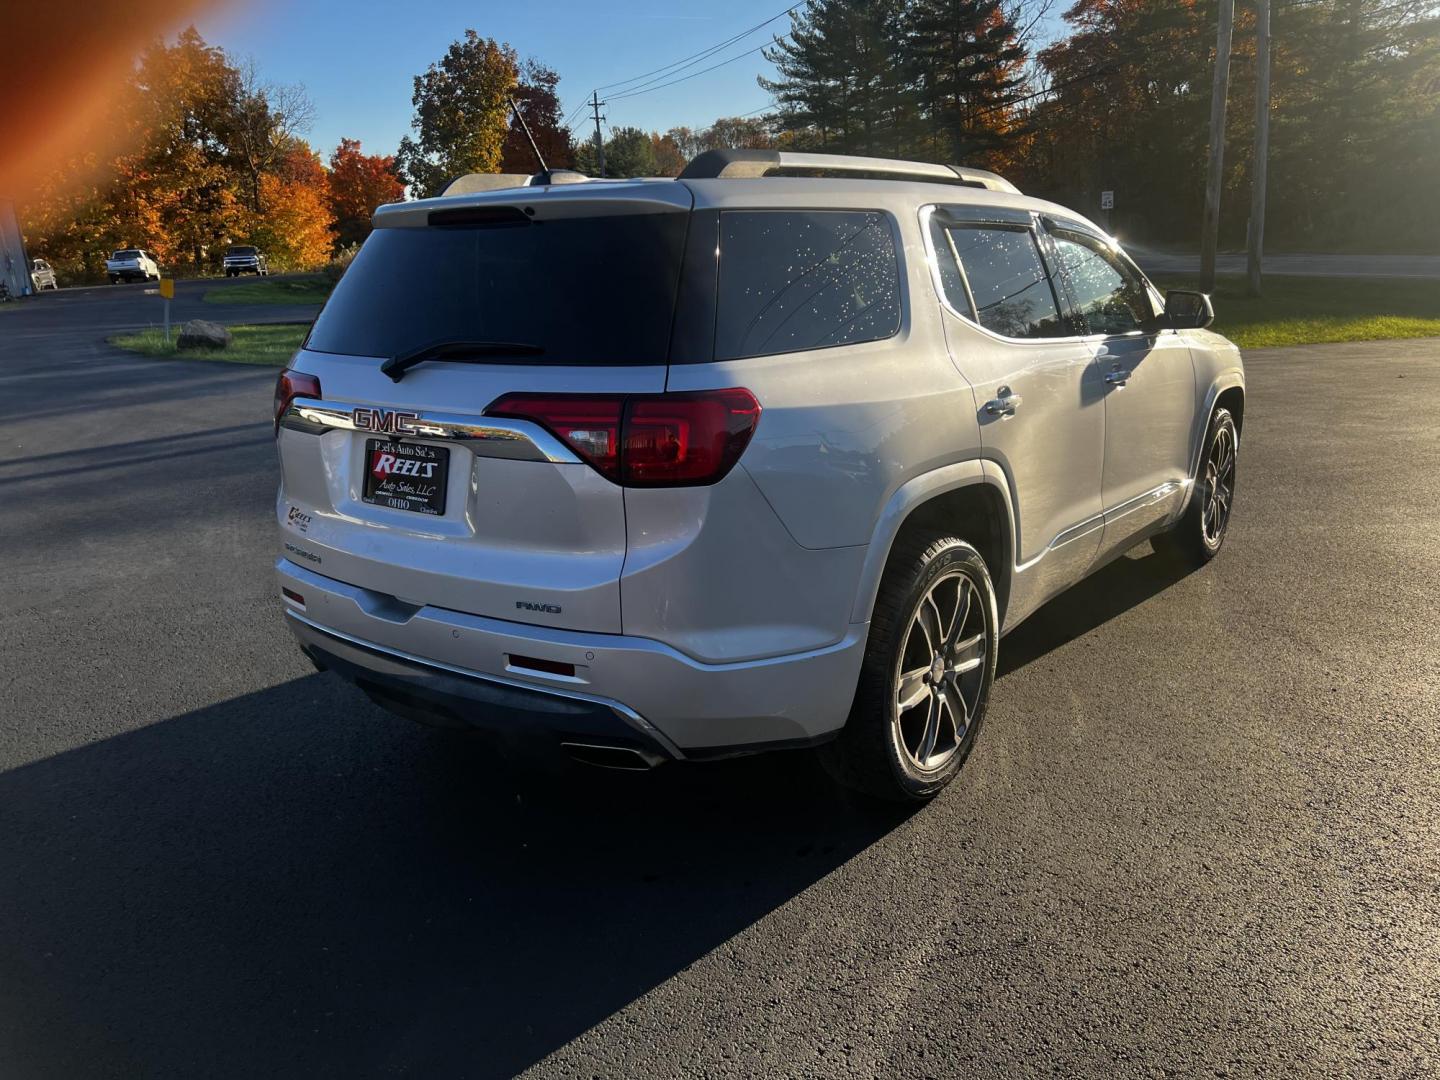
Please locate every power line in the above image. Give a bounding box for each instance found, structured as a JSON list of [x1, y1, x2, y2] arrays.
[[609, 36, 791, 101], [595, 1, 806, 94]]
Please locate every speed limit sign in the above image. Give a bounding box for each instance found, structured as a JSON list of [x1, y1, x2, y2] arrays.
[[1100, 190, 1115, 210]]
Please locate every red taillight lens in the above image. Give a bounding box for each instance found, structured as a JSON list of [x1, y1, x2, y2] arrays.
[[274, 369, 322, 431], [486, 389, 761, 487], [622, 390, 761, 485], [487, 394, 626, 481]]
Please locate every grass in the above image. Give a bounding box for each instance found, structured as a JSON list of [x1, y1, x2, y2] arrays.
[[110, 323, 307, 366], [203, 277, 332, 306], [1150, 273, 1440, 349]]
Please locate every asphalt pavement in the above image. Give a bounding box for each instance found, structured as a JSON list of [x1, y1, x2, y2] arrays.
[[1, 283, 1437, 1078]]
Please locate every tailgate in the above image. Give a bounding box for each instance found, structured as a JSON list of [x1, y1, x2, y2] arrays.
[[275, 182, 693, 634], [278, 355, 664, 633]]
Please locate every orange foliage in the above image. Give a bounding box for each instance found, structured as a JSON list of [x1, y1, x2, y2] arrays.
[[328, 139, 405, 248]]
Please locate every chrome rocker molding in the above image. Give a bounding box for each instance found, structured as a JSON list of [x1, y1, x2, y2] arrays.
[[280, 398, 582, 464]]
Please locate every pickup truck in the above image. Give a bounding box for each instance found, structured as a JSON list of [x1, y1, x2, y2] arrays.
[[106, 249, 160, 284], [223, 245, 269, 277]]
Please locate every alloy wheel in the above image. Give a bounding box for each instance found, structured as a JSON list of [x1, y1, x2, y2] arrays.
[[893, 570, 987, 772], [1202, 423, 1236, 546]]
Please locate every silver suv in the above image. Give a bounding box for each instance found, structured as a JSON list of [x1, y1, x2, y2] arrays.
[[273, 150, 1244, 801]]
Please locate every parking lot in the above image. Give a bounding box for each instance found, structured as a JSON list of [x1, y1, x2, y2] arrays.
[[1, 282, 1437, 1078]]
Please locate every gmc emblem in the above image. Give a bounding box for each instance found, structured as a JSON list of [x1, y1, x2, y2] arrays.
[[353, 407, 421, 435]]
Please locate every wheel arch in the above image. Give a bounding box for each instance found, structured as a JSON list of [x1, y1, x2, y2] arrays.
[[1189, 374, 1245, 479], [851, 462, 1015, 629]]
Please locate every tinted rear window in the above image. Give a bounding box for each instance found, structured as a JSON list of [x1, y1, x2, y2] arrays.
[[113, 250, 141, 259], [305, 212, 688, 364], [715, 210, 900, 360]]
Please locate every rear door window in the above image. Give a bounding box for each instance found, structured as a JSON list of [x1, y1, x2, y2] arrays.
[[715, 210, 900, 360], [305, 211, 689, 364], [930, 220, 1068, 339]]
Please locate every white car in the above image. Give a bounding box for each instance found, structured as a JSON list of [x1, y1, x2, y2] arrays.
[[272, 150, 1244, 801], [106, 248, 160, 284], [30, 258, 58, 291]]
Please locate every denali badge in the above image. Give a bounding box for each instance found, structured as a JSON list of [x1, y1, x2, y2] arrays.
[[516, 600, 562, 614], [353, 407, 421, 435]]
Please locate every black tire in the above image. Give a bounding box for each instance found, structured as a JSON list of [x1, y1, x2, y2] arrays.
[[821, 535, 999, 803], [1155, 407, 1238, 567]]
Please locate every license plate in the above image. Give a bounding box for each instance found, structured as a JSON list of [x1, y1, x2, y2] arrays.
[[362, 439, 449, 516]]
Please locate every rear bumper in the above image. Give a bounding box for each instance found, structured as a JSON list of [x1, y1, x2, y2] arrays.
[[276, 558, 866, 756]]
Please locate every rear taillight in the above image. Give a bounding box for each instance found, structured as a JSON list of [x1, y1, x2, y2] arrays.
[[487, 389, 761, 487], [274, 369, 322, 432]]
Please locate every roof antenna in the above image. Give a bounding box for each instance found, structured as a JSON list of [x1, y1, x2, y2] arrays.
[[509, 96, 548, 175]]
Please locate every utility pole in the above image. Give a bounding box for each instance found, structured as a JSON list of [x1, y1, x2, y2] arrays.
[[1200, 0, 1236, 292], [589, 91, 607, 178], [1246, 0, 1272, 296]]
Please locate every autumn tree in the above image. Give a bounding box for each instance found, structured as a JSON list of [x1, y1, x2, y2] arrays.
[[328, 138, 405, 248], [242, 142, 335, 269], [20, 26, 335, 280], [650, 132, 687, 176], [500, 60, 574, 172], [122, 27, 248, 270], [230, 58, 316, 213], [395, 32, 520, 196]]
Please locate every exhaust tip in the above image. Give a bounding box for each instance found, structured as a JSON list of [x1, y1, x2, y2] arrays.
[[561, 742, 666, 771]]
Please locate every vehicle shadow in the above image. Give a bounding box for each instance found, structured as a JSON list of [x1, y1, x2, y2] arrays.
[[998, 543, 1195, 678], [0, 677, 909, 1079]]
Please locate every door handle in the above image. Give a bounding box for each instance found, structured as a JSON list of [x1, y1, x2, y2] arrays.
[[984, 388, 1022, 417], [1104, 368, 1131, 387]]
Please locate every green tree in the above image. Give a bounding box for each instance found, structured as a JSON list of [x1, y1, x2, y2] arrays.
[[761, 0, 909, 154], [573, 126, 656, 177], [395, 32, 520, 197]]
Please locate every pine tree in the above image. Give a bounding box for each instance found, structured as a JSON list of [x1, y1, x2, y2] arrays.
[[762, 0, 906, 154], [904, 0, 1026, 166]]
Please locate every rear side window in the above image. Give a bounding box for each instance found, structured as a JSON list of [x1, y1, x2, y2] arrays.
[[715, 210, 900, 360], [931, 221, 1066, 339], [305, 211, 689, 364]]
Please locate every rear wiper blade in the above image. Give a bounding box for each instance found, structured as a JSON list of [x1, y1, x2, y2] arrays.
[[382, 340, 545, 382]]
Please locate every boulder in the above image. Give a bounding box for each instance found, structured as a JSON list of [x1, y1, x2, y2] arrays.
[[176, 319, 233, 350]]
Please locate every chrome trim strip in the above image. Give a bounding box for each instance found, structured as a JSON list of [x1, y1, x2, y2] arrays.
[[1052, 513, 1105, 549], [279, 398, 581, 463], [284, 608, 683, 756], [1013, 480, 1185, 573], [1102, 480, 1185, 525]]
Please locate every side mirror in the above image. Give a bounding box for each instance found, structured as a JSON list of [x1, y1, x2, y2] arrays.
[[1163, 289, 1214, 330]]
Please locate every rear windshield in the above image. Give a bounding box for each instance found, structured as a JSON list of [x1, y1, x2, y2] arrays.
[[305, 212, 689, 364], [113, 250, 141, 259], [228, 246, 257, 256]]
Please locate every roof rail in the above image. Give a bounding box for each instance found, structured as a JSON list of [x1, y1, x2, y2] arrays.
[[676, 149, 1020, 194]]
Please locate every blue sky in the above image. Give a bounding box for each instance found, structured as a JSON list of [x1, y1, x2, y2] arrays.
[[193, 0, 800, 160]]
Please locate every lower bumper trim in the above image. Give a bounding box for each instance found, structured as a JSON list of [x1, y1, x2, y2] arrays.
[[288, 610, 683, 762]]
